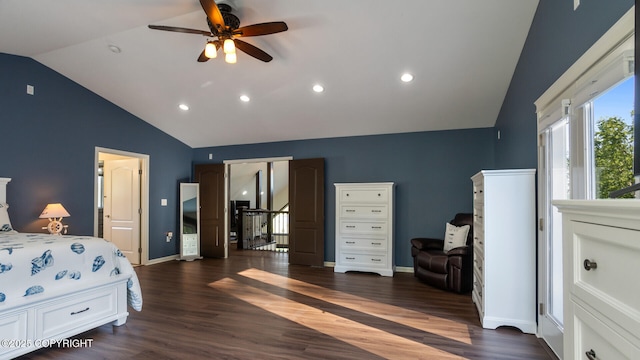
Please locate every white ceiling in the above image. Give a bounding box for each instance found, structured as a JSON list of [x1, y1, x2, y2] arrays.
[[0, 0, 539, 148]]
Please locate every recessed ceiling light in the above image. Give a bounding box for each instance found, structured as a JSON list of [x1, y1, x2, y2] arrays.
[[240, 95, 250, 102], [401, 73, 414, 82], [312, 84, 324, 93], [108, 44, 121, 54], [178, 104, 189, 111]]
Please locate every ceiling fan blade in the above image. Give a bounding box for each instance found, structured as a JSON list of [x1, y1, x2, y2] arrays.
[[148, 25, 211, 36], [199, 0, 225, 34], [197, 49, 209, 62], [233, 22, 288, 37], [234, 39, 273, 62]]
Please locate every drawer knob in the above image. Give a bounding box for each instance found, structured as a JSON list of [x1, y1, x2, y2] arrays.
[[585, 349, 597, 360], [583, 259, 598, 271]]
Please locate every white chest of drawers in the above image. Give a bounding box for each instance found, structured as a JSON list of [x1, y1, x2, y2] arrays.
[[554, 200, 640, 360], [334, 183, 394, 277], [471, 169, 537, 334]]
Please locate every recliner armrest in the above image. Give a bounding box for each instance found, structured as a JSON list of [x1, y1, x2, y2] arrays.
[[410, 237, 444, 251], [445, 245, 471, 257]]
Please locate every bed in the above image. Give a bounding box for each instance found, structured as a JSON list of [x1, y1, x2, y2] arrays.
[[0, 178, 142, 359]]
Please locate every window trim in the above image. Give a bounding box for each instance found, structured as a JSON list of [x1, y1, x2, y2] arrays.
[[535, 7, 634, 131]]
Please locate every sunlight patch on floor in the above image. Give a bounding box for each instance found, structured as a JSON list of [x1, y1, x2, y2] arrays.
[[209, 277, 465, 359], [237, 268, 472, 344]]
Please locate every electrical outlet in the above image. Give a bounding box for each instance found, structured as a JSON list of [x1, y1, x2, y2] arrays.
[[166, 231, 173, 242]]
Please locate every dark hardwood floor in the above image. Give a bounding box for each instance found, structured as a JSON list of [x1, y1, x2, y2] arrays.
[[19, 250, 557, 359]]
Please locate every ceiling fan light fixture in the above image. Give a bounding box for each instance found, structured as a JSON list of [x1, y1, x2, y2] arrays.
[[205, 41, 217, 58], [225, 52, 237, 64], [223, 39, 236, 55]]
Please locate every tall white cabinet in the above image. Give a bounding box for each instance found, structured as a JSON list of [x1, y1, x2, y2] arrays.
[[471, 169, 537, 334], [334, 182, 394, 277]]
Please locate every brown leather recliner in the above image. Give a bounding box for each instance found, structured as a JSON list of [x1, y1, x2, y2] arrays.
[[410, 213, 474, 293]]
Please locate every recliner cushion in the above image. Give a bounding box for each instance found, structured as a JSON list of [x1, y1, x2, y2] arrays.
[[415, 250, 448, 274], [415, 267, 448, 289]]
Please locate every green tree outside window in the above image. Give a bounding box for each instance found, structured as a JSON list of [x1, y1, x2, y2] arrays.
[[594, 115, 635, 198]]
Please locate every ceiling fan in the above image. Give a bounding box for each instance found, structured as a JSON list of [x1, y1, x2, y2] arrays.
[[148, 0, 288, 63]]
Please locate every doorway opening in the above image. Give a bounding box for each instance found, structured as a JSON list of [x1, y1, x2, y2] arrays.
[[94, 147, 150, 265], [226, 157, 291, 255]]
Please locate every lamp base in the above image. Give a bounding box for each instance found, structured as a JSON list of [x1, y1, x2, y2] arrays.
[[42, 218, 68, 235]]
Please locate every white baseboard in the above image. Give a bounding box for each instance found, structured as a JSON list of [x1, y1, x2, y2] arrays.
[[323, 262, 413, 274], [395, 266, 413, 273], [145, 254, 179, 265]]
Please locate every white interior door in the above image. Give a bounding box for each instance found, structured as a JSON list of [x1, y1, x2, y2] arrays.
[[537, 120, 569, 358], [103, 158, 141, 265]]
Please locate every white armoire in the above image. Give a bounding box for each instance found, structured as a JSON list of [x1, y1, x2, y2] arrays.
[[334, 182, 395, 277], [471, 169, 537, 334]]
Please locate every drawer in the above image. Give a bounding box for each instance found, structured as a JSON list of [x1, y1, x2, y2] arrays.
[[340, 220, 388, 235], [339, 252, 388, 268], [569, 303, 640, 360], [473, 207, 484, 226], [340, 205, 388, 219], [474, 232, 485, 253], [0, 310, 29, 356], [340, 236, 388, 252], [473, 254, 484, 276], [473, 183, 484, 203], [340, 188, 388, 203], [472, 284, 484, 313], [569, 221, 640, 336], [36, 286, 118, 339]]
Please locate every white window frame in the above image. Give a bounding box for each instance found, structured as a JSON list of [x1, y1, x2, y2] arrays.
[[535, 8, 635, 199]]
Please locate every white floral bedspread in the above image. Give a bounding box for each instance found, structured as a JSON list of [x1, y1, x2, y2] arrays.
[[0, 233, 142, 311]]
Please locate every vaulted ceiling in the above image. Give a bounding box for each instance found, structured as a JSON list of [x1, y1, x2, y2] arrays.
[[0, 0, 539, 148]]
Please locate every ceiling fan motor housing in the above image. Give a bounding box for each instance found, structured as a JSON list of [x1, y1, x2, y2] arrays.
[[218, 3, 240, 30]]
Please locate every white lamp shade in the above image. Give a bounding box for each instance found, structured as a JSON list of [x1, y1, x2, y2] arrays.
[[205, 41, 217, 58], [223, 39, 235, 54], [39, 203, 70, 219], [225, 52, 237, 64]]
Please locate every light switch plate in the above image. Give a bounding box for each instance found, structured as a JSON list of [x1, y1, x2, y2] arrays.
[[161, 199, 167, 206]]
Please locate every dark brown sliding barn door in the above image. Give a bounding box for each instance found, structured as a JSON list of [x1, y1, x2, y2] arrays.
[[288, 158, 324, 266], [195, 163, 225, 258]]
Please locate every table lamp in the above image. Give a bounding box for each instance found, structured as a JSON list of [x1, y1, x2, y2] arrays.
[[40, 203, 70, 235]]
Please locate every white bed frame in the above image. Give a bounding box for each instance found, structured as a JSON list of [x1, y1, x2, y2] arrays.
[[0, 178, 131, 360]]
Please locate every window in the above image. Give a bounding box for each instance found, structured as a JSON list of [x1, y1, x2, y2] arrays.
[[590, 76, 635, 198], [538, 30, 635, 200]]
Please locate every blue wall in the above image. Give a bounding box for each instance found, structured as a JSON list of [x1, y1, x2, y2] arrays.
[[194, 129, 495, 267], [494, 0, 634, 169], [0, 54, 193, 259]]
